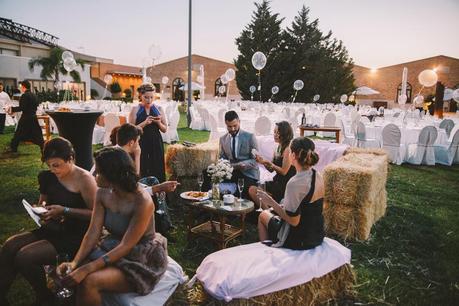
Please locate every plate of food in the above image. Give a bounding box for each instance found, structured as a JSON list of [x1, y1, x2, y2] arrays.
[[180, 191, 209, 201]]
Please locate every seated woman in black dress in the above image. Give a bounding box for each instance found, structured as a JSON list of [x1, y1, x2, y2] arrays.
[[0, 137, 97, 306], [257, 137, 325, 250], [57, 147, 168, 306], [249, 121, 295, 207]]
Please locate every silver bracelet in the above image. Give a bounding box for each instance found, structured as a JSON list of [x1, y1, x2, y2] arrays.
[[63, 207, 70, 215]]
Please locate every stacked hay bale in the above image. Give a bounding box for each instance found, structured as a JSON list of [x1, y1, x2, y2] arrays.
[[185, 264, 355, 306], [323, 148, 388, 240], [165, 142, 219, 196]]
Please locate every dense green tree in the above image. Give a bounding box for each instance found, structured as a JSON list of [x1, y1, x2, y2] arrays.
[[28, 47, 85, 84], [234, 0, 286, 101], [234, 3, 355, 103]]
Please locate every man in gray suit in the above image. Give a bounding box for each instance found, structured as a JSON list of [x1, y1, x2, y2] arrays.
[[219, 111, 260, 198]]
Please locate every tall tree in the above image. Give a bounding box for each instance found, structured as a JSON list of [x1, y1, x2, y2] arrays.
[[281, 6, 355, 102], [28, 47, 85, 84], [234, 0, 285, 101]]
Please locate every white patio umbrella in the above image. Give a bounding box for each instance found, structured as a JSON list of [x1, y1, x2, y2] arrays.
[[354, 86, 380, 95], [179, 82, 205, 91]]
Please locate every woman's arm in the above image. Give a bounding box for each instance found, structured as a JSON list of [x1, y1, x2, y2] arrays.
[[154, 106, 167, 133], [266, 147, 292, 176], [128, 106, 137, 125], [260, 192, 301, 226], [77, 193, 154, 275], [72, 190, 106, 266]]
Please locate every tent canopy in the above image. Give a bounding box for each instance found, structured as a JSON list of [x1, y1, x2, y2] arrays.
[[354, 86, 380, 95], [179, 82, 205, 91]]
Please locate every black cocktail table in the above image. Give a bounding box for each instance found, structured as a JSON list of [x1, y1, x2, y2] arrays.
[[46, 110, 103, 170]]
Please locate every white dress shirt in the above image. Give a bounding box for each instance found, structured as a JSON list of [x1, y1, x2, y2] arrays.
[[0, 91, 11, 114], [230, 131, 240, 159]]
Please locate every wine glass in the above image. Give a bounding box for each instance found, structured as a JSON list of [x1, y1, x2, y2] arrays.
[[197, 173, 204, 191], [256, 183, 266, 212], [237, 178, 244, 199], [55, 253, 73, 299], [156, 191, 166, 215]]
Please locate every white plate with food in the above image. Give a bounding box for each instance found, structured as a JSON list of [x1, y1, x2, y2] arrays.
[[180, 191, 209, 201]]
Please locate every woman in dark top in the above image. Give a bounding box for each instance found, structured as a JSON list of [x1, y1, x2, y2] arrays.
[[57, 147, 167, 306], [0, 137, 96, 306], [128, 84, 167, 182], [249, 121, 295, 206], [257, 137, 325, 250]]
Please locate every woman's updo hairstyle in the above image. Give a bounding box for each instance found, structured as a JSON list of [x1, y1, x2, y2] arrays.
[[42, 137, 75, 162], [290, 137, 319, 167], [137, 83, 156, 96], [94, 147, 138, 192]]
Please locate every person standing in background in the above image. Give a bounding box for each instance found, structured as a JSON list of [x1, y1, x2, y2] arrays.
[[6, 80, 44, 153], [0, 82, 11, 134]]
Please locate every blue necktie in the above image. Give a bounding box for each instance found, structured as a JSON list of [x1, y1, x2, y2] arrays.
[[232, 136, 236, 160]]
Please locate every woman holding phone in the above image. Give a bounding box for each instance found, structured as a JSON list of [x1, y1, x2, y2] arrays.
[[129, 84, 167, 182]]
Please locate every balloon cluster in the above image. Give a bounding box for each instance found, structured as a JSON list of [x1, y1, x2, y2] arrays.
[[62, 51, 78, 72]]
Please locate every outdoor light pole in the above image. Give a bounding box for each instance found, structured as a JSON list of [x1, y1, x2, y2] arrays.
[[187, 0, 192, 126]]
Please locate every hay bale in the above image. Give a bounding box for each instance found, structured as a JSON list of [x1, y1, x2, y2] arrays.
[[323, 150, 388, 240], [344, 147, 388, 156], [166, 142, 219, 177], [186, 264, 355, 306]]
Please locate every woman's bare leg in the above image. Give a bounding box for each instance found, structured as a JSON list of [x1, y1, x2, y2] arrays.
[[77, 266, 133, 306], [258, 210, 273, 241]]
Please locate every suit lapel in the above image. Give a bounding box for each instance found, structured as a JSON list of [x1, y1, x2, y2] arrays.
[[225, 134, 234, 160], [236, 131, 243, 159]]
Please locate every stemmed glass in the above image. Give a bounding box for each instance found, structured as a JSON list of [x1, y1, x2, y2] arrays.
[[156, 191, 166, 215], [197, 173, 204, 191], [256, 183, 266, 212], [55, 253, 73, 299], [237, 178, 245, 205]]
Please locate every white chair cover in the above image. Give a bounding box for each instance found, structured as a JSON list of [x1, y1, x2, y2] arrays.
[[406, 126, 438, 165], [434, 128, 459, 165], [102, 257, 187, 306], [439, 119, 455, 138], [103, 113, 121, 146], [355, 122, 379, 148], [340, 120, 355, 146], [382, 124, 402, 165], [320, 112, 337, 137], [254, 116, 272, 136], [161, 110, 179, 144], [189, 106, 205, 130]]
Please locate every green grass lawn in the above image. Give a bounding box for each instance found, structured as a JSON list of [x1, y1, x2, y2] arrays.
[[0, 113, 458, 305]]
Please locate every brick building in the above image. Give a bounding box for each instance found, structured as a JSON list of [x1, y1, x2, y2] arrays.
[[352, 55, 459, 109]]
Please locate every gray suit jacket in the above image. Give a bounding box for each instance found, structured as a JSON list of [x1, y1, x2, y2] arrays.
[[219, 130, 260, 181]]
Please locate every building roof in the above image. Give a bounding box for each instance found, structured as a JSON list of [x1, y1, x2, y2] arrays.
[[152, 54, 234, 68]]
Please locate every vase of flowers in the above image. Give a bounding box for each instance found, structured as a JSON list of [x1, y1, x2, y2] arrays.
[[207, 159, 233, 200]]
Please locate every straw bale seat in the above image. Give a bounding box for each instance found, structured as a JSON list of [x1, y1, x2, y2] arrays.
[[187, 239, 355, 305], [323, 148, 388, 240]]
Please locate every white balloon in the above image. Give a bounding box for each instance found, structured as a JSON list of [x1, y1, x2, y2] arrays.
[[249, 85, 256, 93], [418, 69, 438, 87], [148, 44, 162, 60], [161, 76, 169, 85], [196, 75, 203, 83], [453, 89, 459, 103], [225, 68, 236, 81], [313, 94, 320, 102], [220, 74, 228, 85], [443, 88, 453, 101], [103, 74, 113, 84], [398, 94, 407, 105], [61, 51, 74, 61], [218, 85, 226, 94], [293, 80, 304, 91], [63, 57, 76, 72], [413, 95, 424, 106], [340, 94, 348, 103], [348, 95, 355, 102], [251, 51, 267, 70], [145, 77, 152, 83], [271, 86, 279, 95]]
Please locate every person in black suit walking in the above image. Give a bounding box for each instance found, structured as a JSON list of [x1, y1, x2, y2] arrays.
[[7, 80, 44, 153]]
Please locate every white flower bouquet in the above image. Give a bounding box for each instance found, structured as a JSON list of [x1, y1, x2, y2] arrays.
[[207, 159, 233, 184]]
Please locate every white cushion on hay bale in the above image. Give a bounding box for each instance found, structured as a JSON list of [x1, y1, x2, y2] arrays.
[[195, 238, 350, 302], [102, 257, 187, 306]]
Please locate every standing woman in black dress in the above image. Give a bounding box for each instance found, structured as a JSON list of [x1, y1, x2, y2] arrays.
[[128, 84, 167, 182]]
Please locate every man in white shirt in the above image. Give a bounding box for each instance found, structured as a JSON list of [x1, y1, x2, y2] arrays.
[[0, 82, 11, 134]]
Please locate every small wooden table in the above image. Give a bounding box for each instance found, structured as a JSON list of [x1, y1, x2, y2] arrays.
[[37, 115, 51, 141], [299, 125, 341, 143], [184, 199, 254, 249]]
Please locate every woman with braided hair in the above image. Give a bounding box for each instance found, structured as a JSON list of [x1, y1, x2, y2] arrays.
[[256, 137, 325, 250]]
